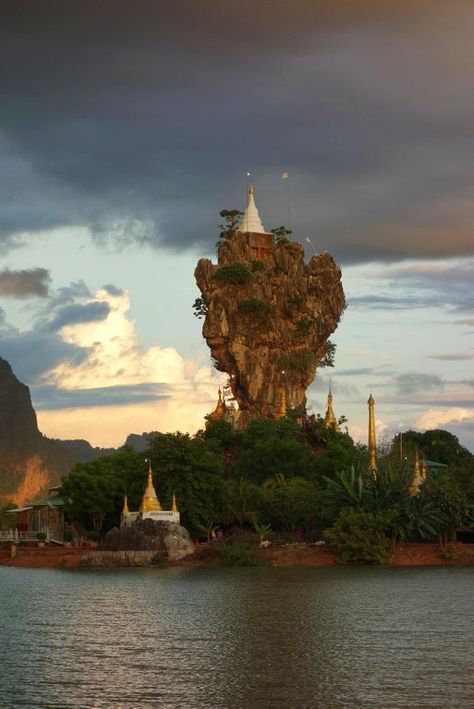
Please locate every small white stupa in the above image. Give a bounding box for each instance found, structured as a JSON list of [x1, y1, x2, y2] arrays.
[[239, 183, 274, 259], [239, 184, 269, 234]]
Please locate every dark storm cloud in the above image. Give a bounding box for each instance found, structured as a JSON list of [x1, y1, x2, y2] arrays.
[[0, 1, 472, 263], [48, 301, 111, 332], [0, 267, 50, 298], [350, 259, 474, 312], [32, 383, 169, 410]]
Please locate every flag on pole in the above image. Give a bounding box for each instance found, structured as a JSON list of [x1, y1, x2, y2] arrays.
[[281, 171, 289, 180]]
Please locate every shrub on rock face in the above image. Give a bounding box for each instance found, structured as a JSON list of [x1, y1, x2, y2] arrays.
[[325, 509, 393, 564], [238, 298, 270, 316], [251, 260, 266, 272], [213, 263, 252, 285]]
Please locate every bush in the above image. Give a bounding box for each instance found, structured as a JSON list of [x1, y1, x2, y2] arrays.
[[218, 542, 263, 567], [251, 260, 266, 272], [325, 509, 393, 564], [296, 318, 312, 334], [213, 263, 252, 285], [271, 226, 292, 245], [277, 350, 317, 374], [238, 298, 270, 316], [63, 530, 74, 543], [36, 532, 47, 541], [86, 530, 99, 542], [192, 296, 208, 319], [288, 294, 303, 308]]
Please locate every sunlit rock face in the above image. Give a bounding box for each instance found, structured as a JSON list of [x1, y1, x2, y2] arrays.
[[195, 231, 345, 424], [0, 357, 73, 504]]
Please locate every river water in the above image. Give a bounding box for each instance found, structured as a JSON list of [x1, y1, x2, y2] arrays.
[[0, 566, 473, 708]]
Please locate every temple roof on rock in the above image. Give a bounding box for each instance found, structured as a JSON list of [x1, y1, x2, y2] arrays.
[[239, 184, 269, 234]]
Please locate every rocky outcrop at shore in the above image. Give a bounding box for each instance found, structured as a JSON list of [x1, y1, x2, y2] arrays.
[[82, 518, 195, 566]]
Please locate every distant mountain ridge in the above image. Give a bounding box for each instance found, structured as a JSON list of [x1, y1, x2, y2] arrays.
[[55, 432, 158, 462], [0, 356, 158, 505]]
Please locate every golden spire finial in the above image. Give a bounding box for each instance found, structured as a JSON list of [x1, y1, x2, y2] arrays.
[[368, 394, 377, 476], [122, 495, 129, 516], [139, 459, 162, 513], [172, 492, 179, 513]]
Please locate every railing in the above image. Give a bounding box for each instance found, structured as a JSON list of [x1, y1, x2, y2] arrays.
[[0, 530, 51, 542]]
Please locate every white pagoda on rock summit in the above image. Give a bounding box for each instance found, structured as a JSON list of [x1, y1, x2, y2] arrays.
[[239, 184, 274, 260]]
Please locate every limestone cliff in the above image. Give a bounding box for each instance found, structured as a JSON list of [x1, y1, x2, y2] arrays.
[[195, 231, 345, 423], [0, 357, 73, 504]]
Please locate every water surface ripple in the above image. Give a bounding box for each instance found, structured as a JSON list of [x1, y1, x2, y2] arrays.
[[1, 566, 473, 708]]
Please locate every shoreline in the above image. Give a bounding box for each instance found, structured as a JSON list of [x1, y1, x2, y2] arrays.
[[2, 542, 474, 570]]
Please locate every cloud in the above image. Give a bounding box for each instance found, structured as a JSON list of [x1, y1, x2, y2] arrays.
[[427, 353, 474, 361], [349, 258, 474, 313], [0, 2, 473, 263], [48, 301, 111, 332], [415, 407, 474, 430], [393, 373, 444, 395], [0, 328, 88, 383], [0, 267, 50, 298], [32, 383, 169, 410]]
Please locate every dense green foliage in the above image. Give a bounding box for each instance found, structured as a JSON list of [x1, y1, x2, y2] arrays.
[[59, 415, 473, 563], [325, 509, 393, 564], [0, 503, 16, 530], [213, 262, 252, 285]]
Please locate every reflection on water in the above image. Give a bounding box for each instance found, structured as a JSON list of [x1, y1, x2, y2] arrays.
[[1, 566, 473, 708]]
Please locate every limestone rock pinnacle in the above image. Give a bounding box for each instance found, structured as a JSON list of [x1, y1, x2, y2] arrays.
[[195, 229, 345, 425]]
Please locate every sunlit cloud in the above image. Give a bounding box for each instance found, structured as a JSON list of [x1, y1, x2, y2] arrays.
[[415, 407, 474, 430]]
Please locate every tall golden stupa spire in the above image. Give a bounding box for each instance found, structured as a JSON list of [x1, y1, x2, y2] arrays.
[[324, 383, 338, 430], [368, 394, 377, 476], [139, 459, 162, 513]]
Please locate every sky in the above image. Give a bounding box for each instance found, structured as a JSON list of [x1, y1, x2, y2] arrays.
[[0, 1, 473, 450]]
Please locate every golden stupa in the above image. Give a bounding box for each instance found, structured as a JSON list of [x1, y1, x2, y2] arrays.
[[139, 459, 162, 513]]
